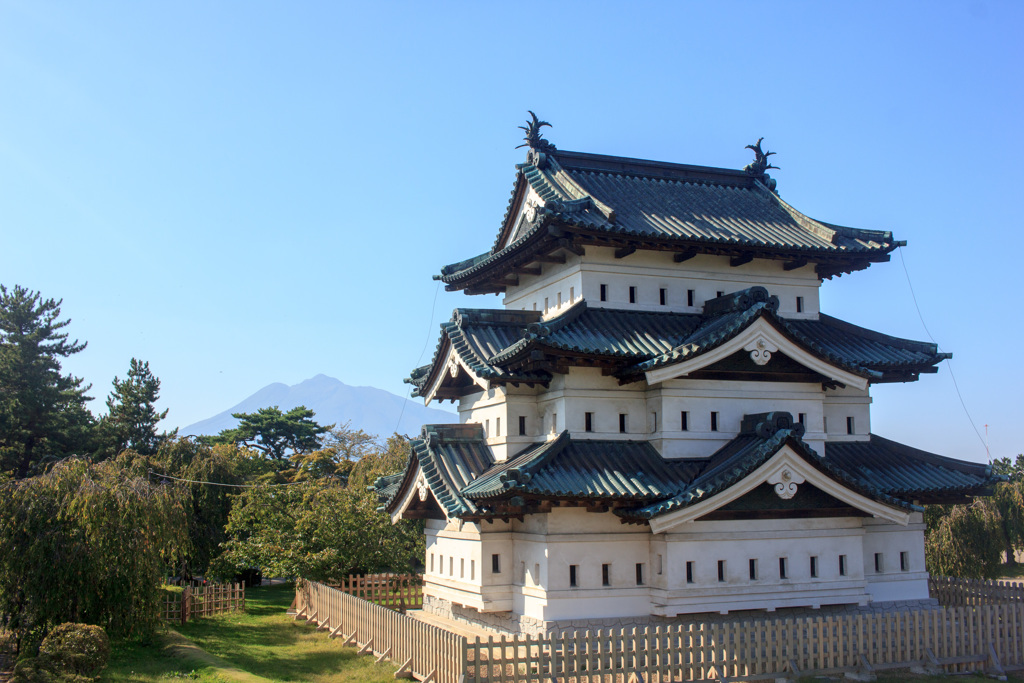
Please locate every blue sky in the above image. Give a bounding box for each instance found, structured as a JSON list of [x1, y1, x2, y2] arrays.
[[1, 1, 1021, 463]]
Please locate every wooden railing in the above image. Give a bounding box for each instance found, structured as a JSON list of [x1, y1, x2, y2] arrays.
[[293, 580, 464, 683], [162, 582, 245, 624], [295, 580, 1024, 682], [466, 604, 1024, 681], [328, 573, 423, 612], [930, 575, 1024, 606]]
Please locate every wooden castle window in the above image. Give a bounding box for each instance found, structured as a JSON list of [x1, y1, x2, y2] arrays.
[[602, 563, 611, 586], [629, 286, 637, 304], [600, 284, 608, 301], [585, 412, 594, 432]]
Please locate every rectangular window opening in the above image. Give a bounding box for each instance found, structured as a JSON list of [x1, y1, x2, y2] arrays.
[[636, 563, 645, 586], [659, 288, 667, 306], [600, 284, 608, 302], [749, 559, 758, 580], [484, 419, 489, 437], [839, 555, 848, 577], [518, 416, 527, 436], [619, 413, 628, 433], [716, 290, 724, 298], [492, 554, 501, 574], [875, 553, 883, 573], [686, 561, 694, 584], [900, 551, 909, 572], [779, 557, 788, 580], [557, 292, 562, 308], [629, 286, 637, 304], [570, 286, 575, 302], [651, 411, 657, 432], [710, 412, 719, 432], [519, 561, 526, 585], [602, 563, 611, 587], [796, 296, 804, 313], [430, 554, 435, 573], [471, 560, 475, 581], [717, 560, 726, 583], [798, 413, 806, 425], [585, 412, 594, 432], [461, 558, 465, 579], [810, 556, 818, 579], [687, 289, 695, 307], [449, 557, 454, 576], [544, 297, 549, 313], [569, 564, 578, 588], [847, 416, 855, 435], [823, 416, 829, 433], [534, 563, 540, 585], [496, 417, 500, 437], [681, 411, 689, 431], [656, 554, 663, 576]]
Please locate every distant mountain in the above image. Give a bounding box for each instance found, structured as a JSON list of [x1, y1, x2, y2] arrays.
[[180, 374, 457, 439]]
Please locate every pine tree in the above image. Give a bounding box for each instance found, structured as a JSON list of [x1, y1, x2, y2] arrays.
[[97, 358, 170, 457], [0, 285, 93, 478]]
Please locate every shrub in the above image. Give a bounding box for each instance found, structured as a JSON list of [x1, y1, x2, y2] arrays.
[[38, 623, 109, 678]]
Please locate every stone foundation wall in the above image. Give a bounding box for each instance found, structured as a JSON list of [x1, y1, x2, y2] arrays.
[[424, 595, 940, 637]]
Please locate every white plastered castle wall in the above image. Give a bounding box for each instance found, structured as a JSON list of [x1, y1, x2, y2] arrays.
[[421, 507, 929, 622], [455, 368, 871, 461], [503, 248, 821, 320]]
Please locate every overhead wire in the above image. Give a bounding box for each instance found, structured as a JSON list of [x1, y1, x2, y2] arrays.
[[149, 469, 309, 488], [897, 246, 987, 454], [392, 279, 443, 436]]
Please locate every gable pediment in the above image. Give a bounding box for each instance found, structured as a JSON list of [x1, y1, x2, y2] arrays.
[[648, 445, 911, 533], [644, 317, 870, 390]]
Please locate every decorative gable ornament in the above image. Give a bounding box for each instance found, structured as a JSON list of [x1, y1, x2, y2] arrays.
[[416, 471, 429, 502], [744, 336, 778, 366], [767, 466, 805, 500]]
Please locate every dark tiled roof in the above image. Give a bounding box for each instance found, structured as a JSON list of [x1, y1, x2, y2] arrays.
[[376, 416, 995, 523], [826, 435, 997, 501], [389, 424, 494, 518], [409, 289, 948, 395], [620, 415, 918, 522], [407, 309, 550, 397], [461, 431, 706, 502], [439, 150, 899, 288]]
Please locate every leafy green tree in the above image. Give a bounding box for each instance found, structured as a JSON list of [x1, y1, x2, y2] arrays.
[[989, 455, 1024, 567], [215, 405, 331, 464], [291, 422, 376, 481], [95, 358, 171, 459], [210, 434, 422, 581], [120, 437, 257, 578], [925, 499, 1004, 579], [0, 456, 188, 649], [0, 286, 94, 478]]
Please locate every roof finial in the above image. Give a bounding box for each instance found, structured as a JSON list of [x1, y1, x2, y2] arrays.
[[744, 137, 779, 192], [516, 111, 556, 160]]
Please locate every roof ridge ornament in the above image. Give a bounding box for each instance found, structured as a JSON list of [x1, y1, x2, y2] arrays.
[[744, 137, 779, 193], [516, 110, 556, 167]]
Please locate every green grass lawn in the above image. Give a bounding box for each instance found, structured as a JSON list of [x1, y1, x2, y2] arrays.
[[103, 583, 397, 683]]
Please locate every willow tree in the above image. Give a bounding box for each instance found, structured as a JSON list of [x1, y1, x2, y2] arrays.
[[0, 456, 187, 647]]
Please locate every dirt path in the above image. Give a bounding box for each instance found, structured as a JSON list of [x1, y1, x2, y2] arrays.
[[160, 630, 273, 683], [0, 629, 14, 682]]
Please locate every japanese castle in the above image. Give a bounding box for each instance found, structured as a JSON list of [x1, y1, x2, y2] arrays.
[[376, 115, 996, 634]]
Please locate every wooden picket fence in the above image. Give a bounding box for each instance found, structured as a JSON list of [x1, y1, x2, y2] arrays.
[[162, 582, 245, 624], [930, 575, 1024, 606], [295, 579, 1024, 682], [293, 580, 464, 683], [465, 604, 1024, 681], [328, 573, 423, 612]]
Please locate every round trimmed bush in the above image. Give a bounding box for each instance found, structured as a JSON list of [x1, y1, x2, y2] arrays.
[[38, 623, 110, 678]]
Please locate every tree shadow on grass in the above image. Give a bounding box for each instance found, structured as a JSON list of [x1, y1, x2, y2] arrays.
[[177, 583, 395, 682]]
